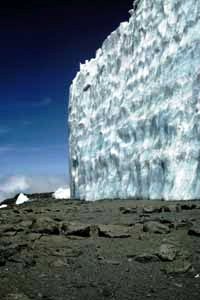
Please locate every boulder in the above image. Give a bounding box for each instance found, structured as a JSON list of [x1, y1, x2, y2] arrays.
[[61, 222, 91, 237], [188, 224, 200, 237], [157, 244, 177, 261], [143, 221, 170, 234], [161, 259, 192, 274], [119, 207, 137, 214], [181, 204, 197, 210], [143, 206, 161, 214], [98, 225, 131, 238], [135, 254, 159, 263], [31, 217, 59, 235], [0, 224, 17, 237]]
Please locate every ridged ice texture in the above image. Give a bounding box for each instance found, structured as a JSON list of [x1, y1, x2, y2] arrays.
[[69, 0, 200, 201]]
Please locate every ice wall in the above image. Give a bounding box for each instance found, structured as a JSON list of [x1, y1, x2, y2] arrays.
[[69, 0, 200, 201]]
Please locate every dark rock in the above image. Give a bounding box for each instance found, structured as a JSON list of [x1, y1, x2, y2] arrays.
[[181, 204, 197, 210], [162, 205, 179, 213], [143, 206, 161, 214], [161, 259, 192, 274], [61, 222, 90, 237], [27, 233, 42, 241], [51, 247, 82, 258], [18, 220, 33, 229], [175, 219, 193, 229], [98, 224, 131, 238], [101, 287, 113, 297], [157, 244, 177, 261], [51, 258, 68, 268], [23, 208, 33, 213], [157, 217, 175, 228], [0, 256, 6, 266], [120, 206, 137, 214], [31, 217, 60, 235], [188, 224, 200, 237], [0, 243, 27, 265], [83, 84, 91, 92], [100, 259, 121, 265], [0, 224, 17, 236], [143, 221, 170, 234], [16, 220, 33, 233], [135, 254, 159, 263], [5, 294, 31, 300], [8, 253, 36, 268]]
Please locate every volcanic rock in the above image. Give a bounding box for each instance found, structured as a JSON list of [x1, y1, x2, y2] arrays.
[[98, 224, 131, 238], [188, 224, 200, 237], [143, 221, 170, 234], [61, 222, 91, 237], [31, 217, 59, 235], [157, 244, 177, 261]]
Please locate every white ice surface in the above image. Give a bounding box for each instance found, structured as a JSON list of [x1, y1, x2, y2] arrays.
[[16, 193, 30, 205], [69, 0, 200, 201], [53, 187, 71, 200], [0, 204, 7, 209]]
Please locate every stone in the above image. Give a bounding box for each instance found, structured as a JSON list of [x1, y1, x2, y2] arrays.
[[101, 259, 121, 265], [101, 287, 113, 298], [188, 225, 200, 237], [5, 294, 31, 300], [157, 244, 177, 261], [61, 222, 90, 237], [162, 260, 192, 274], [51, 259, 68, 268], [181, 204, 197, 210], [0, 224, 17, 236], [0, 243, 26, 265], [18, 220, 33, 229], [119, 207, 137, 214], [31, 217, 59, 235], [143, 222, 170, 234], [143, 206, 161, 214], [162, 205, 179, 213], [135, 254, 159, 263], [51, 247, 82, 258], [0, 256, 6, 266], [98, 224, 131, 238], [157, 217, 175, 228]]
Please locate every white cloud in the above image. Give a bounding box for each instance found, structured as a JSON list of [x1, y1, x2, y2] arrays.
[[22, 120, 32, 126], [0, 176, 29, 202], [0, 128, 10, 135], [0, 175, 69, 203], [33, 97, 53, 107], [0, 146, 13, 153], [0, 176, 29, 194]]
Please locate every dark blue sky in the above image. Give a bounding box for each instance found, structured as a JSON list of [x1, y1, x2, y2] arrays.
[[0, 0, 133, 194]]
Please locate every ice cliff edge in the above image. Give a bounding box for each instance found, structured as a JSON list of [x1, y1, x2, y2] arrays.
[[69, 0, 200, 201]]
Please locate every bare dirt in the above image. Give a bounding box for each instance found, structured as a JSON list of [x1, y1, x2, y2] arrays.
[[0, 196, 200, 300]]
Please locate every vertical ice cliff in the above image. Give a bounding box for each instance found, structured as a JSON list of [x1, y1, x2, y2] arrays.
[[69, 0, 200, 201]]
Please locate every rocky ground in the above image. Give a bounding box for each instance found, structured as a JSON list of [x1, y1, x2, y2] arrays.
[[0, 195, 200, 300]]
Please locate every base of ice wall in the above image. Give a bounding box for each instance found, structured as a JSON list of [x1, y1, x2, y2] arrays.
[[69, 0, 200, 201]]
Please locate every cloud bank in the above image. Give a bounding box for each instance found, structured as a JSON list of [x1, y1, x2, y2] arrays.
[[0, 175, 68, 203]]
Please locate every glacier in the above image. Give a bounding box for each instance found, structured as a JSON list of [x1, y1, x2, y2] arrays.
[[68, 0, 200, 201]]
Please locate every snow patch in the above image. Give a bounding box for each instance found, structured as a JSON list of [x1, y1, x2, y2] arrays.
[[0, 204, 7, 209], [16, 193, 30, 205], [53, 187, 70, 200]]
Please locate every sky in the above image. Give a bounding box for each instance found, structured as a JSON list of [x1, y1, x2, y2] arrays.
[[0, 0, 133, 201]]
